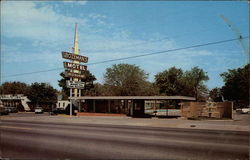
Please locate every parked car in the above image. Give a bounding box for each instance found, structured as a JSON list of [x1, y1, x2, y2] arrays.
[[5, 107, 18, 113], [52, 108, 65, 114], [65, 104, 78, 116], [236, 108, 250, 114], [241, 108, 250, 114], [0, 107, 9, 115], [0, 100, 8, 115], [35, 107, 43, 114]]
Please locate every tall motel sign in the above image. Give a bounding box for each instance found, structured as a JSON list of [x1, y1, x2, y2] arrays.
[[62, 23, 88, 116]]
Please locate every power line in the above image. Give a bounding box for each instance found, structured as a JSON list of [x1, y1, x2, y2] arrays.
[[88, 36, 249, 65], [21, 15, 245, 55], [86, 36, 171, 54], [4, 68, 64, 77], [85, 21, 246, 54], [3, 36, 249, 78], [85, 26, 217, 54]]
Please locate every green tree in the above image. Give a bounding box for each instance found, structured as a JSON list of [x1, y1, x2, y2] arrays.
[[141, 81, 159, 96], [209, 87, 222, 102], [81, 70, 97, 91], [184, 67, 209, 101], [26, 82, 57, 110], [155, 66, 209, 101], [103, 64, 156, 96], [83, 83, 113, 96], [220, 64, 249, 107], [58, 72, 70, 99], [155, 67, 184, 96], [0, 81, 29, 95]]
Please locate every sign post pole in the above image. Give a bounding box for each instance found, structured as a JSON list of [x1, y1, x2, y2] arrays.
[[79, 89, 81, 112], [61, 24, 88, 117], [70, 88, 72, 117]]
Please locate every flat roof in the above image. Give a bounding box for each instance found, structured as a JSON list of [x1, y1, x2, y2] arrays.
[[70, 96, 195, 101]]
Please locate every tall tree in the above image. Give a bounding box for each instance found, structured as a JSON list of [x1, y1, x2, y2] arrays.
[[84, 83, 114, 96], [104, 64, 156, 96], [183, 67, 209, 101], [209, 87, 223, 102], [155, 67, 184, 95], [0, 81, 29, 95], [58, 72, 70, 99], [26, 82, 57, 110], [155, 66, 209, 101], [220, 64, 249, 107]]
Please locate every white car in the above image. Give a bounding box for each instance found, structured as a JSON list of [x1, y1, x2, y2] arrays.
[[236, 108, 250, 114], [241, 108, 250, 114], [35, 107, 43, 114]]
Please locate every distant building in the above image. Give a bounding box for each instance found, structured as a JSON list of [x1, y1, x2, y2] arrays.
[[0, 94, 31, 111], [56, 100, 70, 110]]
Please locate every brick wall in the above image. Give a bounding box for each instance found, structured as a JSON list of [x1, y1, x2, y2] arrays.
[[181, 102, 233, 119]]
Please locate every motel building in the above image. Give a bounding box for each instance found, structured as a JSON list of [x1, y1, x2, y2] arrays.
[[68, 96, 195, 117], [57, 96, 233, 119]]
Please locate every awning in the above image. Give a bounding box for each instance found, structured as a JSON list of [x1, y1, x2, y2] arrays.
[[70, 96, 195, 101]]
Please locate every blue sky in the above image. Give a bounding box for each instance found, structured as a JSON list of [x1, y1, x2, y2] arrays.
[[1, 1, 249, 90]]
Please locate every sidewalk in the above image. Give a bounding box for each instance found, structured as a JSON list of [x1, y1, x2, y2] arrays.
[[1, 113, 250, 132], [76, 112, 126, 117]]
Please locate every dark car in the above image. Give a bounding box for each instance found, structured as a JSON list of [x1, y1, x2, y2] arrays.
[[65, 104, 78, 116], [0, 107, 9, 115], [52, 108, 65, 114], [5, 107, 18, 113]]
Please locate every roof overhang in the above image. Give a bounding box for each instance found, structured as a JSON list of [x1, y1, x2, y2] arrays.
[[70, 96, 195, 101]]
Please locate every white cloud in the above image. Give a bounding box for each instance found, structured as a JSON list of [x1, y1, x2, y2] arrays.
[[1, 1, 87, 42], [63, 0, 87, 5], [88, 13, 107, 20], [1, 1, 227, 89], [3, 50, 61, 64]]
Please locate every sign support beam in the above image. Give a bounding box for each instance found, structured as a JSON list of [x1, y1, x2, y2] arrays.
[[108, 100, 111, 113], [61, 23, 88, 117], [93, 100, 96, 113], [70, 88, 72, 117]]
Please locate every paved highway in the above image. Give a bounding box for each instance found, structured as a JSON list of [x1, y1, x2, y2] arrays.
[[1, 120, 249, 159]]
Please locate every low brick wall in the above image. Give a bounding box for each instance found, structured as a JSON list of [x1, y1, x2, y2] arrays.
[[181, 102, 205, 119], [181, 102, 233, 119]]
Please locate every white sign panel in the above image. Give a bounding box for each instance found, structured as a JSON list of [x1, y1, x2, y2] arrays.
[[66, 80, 85, 89]]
